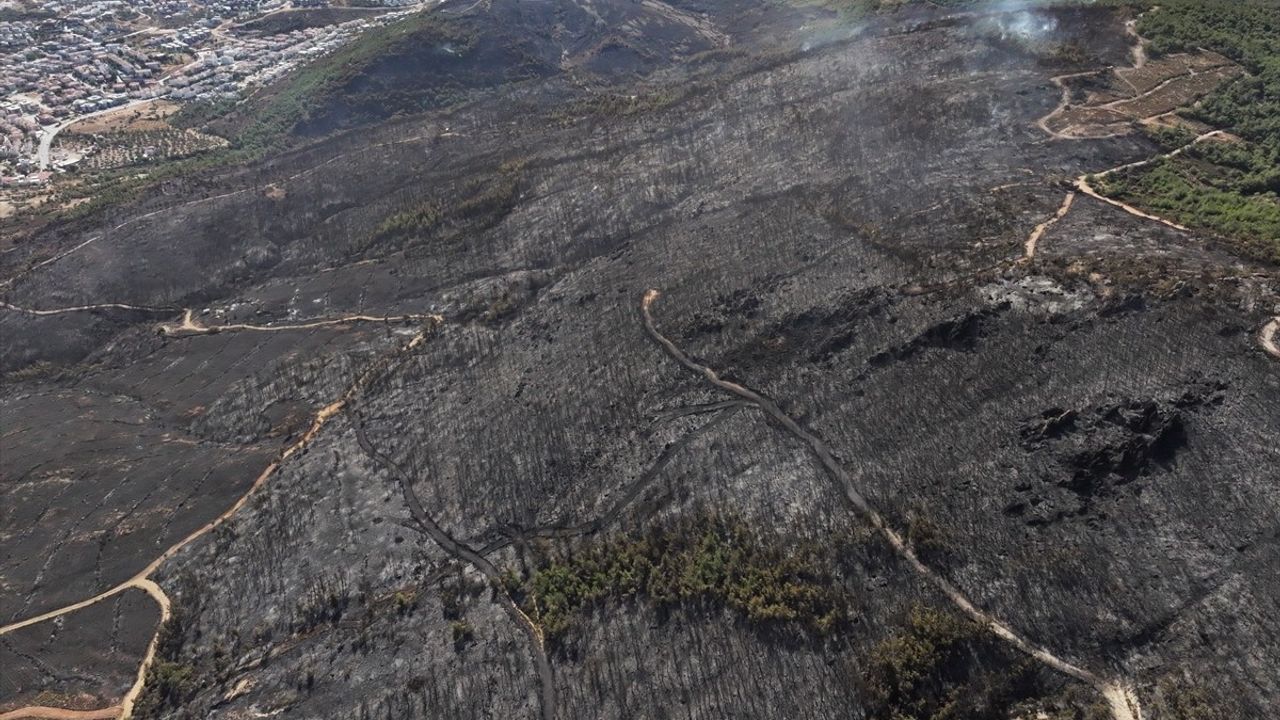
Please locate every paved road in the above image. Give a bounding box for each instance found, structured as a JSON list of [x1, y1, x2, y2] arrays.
[[36, 98, 156, 170]]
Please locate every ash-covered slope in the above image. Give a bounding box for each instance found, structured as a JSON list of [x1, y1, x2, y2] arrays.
[[211, 0, 808, 143], [1, 2, 1277, 720]]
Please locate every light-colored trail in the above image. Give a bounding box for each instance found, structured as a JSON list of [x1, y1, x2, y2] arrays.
[[1260, 318, 1280, 361], [0, 319, 441, 719], [0, 706, 122, 720], [1035, 55, 1277, 364], [0, 300, 176, 316], [1073, 130, 1229, 234], [1074, 175, 1188, 232], [1125, 16, 1149, 70], [0, 582, 155, 720], [1038, 67, 1219, 141], [1036, 8, 1228, 142], [1023, 190, 1076, 260], [641, 290, 1142, 720], [159, 308, 442, 336], [1036, 69, 1109, 139]]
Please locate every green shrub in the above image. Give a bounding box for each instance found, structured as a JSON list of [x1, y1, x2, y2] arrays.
[[1097, 157, 1280, 264], [1092, 1, 1280, 264], [1138, 0, 1280, 151], [524, 514, 852, 644], [132, 606, 198, 719], [369, 159, 526, 248], [450, 620, 475, 651]]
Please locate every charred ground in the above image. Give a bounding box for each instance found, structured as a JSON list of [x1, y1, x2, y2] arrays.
[[1, 1, 1277, 719]]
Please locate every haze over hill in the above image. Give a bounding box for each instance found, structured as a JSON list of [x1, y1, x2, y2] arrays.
[[1, 1, 1277, 720]]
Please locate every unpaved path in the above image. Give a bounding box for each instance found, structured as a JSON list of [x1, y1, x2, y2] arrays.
[[0, 706, 122, 720], [1073, 130, 1229, 234], [1038, 65, 1224, 141], [0, 301, 176, 316], [1036, 56, 1278, 365], [640, 289, 1142, 720], [0, 319, 441, 719], [1037, 70, 1109, 139], [1023, 191, 1076, 260], [1074, 175, 1189, 232], [159, 308, 442, 336], [1260, 318, 1280, 361], [1125, 16, 1149, 70], [1036, 9, 1232, 142]]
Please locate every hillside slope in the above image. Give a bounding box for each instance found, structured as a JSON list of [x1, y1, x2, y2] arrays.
[[1, 2, 1277, 720]]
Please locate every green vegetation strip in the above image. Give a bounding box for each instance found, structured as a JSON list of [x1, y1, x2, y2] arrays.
[[366, 157, 526, 254], [1139, 0, 1280, 151], [518, 514, 1083, 718], [210, 11, 473, 154], [522, 514, 852, 641], [1095, 151, 1280, 264], [1108, 1, 1280, 263]]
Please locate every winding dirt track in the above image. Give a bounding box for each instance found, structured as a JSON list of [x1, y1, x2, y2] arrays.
[[1125, 16, 1149, 71], [1022, 190, 1076, 260], [0, 320, 441, 720], [4, 10, 1272, 719], [1029, 36, 1280, 363], [159, 308, 443, 336], [0, 707, 121, 720], [1260, 318, 1280, 361], [640, 289, 1143, 720], [1036, 70, 1112, 140], [1073, 174, 1188, 231], [0, 301, 177, 316], [1036, 7, 1232, 143], [1072, 130, 1230, 234]]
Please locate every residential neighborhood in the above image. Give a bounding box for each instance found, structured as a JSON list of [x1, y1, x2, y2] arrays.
[[0, 0, 423, 180]]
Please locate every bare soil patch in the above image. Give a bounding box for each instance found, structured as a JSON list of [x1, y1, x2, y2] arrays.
[[65, 100, 182, 136], [1042, 50, 1240, 138]]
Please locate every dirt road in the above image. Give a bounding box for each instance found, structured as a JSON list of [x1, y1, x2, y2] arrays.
[[640, 289, 1143, 720], [1260, 318, 1280, 361], [1036, 65, 1278, 366], [0, 320, 441, 719], [1073, 130, 1229, 233], [160, 308, 442, 336], [0, 706, 122, 720], [1023, 191, 1076, 260], [1074, 174, 1189, 232], [0, 301, 176, 316], [1036, 70, 1110, 139], [1036, 8, 1234, 142]]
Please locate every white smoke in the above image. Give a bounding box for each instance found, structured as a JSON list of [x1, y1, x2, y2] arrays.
[[976, 0, 1077, 46], [993, 9, 1058, 42]]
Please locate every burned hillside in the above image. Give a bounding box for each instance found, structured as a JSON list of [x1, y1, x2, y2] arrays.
[[1, 2, 1277, 720]]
